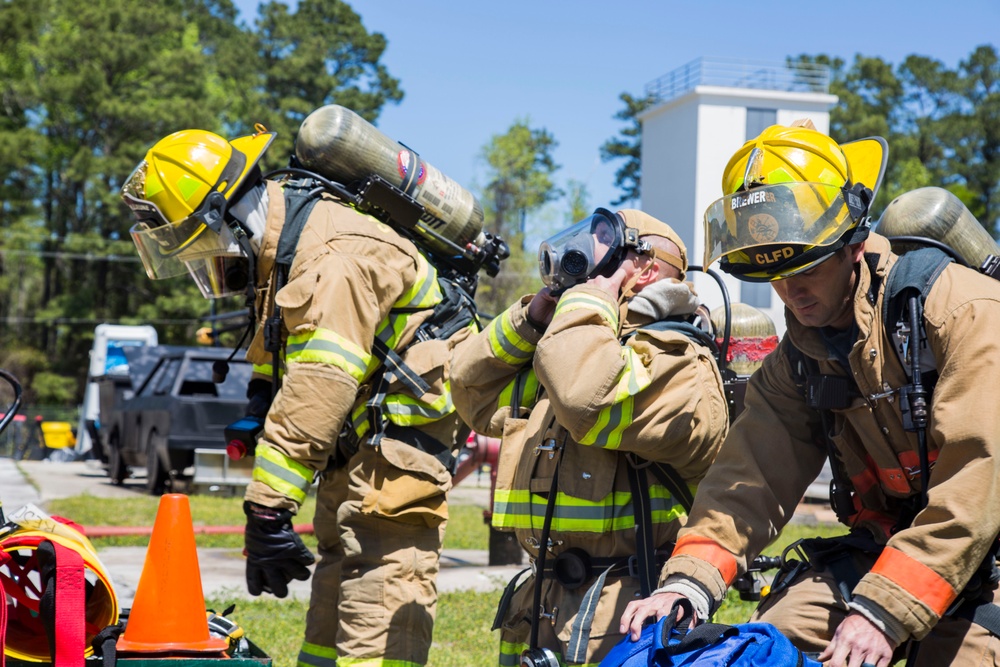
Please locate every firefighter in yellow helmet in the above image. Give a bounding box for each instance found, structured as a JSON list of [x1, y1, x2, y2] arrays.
[[121, 127, 479, 666], [451, 208, 729, 665], [621, 122, 1000, 666]]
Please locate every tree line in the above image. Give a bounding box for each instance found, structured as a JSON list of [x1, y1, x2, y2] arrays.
[[0, 0, 995, 407]]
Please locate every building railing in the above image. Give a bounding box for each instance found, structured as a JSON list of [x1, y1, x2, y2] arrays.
[[644, 57, 831, 103]]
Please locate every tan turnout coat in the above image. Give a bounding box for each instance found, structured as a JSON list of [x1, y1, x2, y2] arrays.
[[664, 233, 1000, 641]]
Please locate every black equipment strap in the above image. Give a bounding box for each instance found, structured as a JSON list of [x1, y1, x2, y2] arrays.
[[625, 454, 658, 598], [265, 187, 323, 391], [277, 187, 323, 270], [528, 435, 565, 651], [365, 337, 433, 448], [626, 317, 720, 358], [382, 422, 456, 473], [955, 599, 1000, 637], [786, 344, 860, 526]]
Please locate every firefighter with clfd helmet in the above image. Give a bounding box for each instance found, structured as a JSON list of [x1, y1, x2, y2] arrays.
[[451, 210, 729, 665], [121, 127, 476, 667], [620, 122, 1000, 667]]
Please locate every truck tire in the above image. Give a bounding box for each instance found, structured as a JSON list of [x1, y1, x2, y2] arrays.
[[488, 526, 524, 566], [146, 430, 169, 495], [107, 430, 128, 485]]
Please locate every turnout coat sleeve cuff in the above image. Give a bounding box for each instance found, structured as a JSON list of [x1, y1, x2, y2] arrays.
[[659, 553, 730, 608], [508, 296, 547, 345], [853, 570, 946, 640]]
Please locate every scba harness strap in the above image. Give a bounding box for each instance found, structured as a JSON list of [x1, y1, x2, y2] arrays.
[[271, 183, 478, 470]]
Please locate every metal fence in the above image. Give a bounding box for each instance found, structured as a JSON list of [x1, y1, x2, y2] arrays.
[[644, 57, 831, 104]]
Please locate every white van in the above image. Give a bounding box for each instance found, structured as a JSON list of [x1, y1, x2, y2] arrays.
[[77, 324, 158, 456]]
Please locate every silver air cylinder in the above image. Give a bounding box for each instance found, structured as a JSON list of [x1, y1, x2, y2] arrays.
[[295, 105, 486, 256], [877, 186, 1000, 268]]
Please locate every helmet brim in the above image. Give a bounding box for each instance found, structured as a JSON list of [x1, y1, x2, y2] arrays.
[[227, 130, 276, 199], [841, 136, 888, 200]]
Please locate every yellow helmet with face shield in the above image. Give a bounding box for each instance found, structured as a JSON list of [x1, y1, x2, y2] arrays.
[[702, 123, 888, 282], [121, 126, 275, 297]]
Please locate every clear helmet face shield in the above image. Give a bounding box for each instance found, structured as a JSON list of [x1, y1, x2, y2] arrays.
[[130, 218, 249, 299], [538, 208, 632, 292], [702, 181, 858, 281]]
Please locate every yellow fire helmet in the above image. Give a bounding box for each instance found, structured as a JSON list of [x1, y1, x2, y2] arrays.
[[702, 123, 887, 282], [121, 126, 274, 296]]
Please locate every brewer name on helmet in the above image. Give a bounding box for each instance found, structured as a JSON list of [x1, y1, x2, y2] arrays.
[[731, 189, 777, 210]]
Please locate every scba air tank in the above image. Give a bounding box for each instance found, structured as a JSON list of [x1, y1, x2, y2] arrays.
[[295, 104, 486, 256], [877, 186, 1000, 268]]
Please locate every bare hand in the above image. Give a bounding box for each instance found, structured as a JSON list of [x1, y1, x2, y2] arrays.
[[817, 612, 897, 667], [590, 264, 629, 298], [527, 288, 558, 328], [619, 592, 696, 641]]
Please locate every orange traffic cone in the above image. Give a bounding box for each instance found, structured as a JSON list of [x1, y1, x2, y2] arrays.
[[116, 494, 229, 654]]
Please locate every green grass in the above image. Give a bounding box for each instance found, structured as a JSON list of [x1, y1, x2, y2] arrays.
[[45, 493, 489, 551], [206, 587, 499, 667]]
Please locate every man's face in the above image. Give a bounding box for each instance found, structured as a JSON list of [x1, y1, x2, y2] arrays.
[[592, 218, 615, 262], [769, 246, 859, 330]]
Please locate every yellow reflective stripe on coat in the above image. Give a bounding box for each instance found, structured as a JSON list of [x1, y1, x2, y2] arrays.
[[487, 307, 535, 365], [554, 292, 619, 329], [580, 347, 652, 448], [345, 403, 370, 442], [336, 658, 422, 667], [253, 361, 285, 381], [491, 484, 686, 532], [393, 251, 441, 309], [384, 383, 455, 426], [285, 327, 372, 383], [497, 369, 542, 413], [297, 642, 336, 667], [499, 640, 529, 667], [252, 444, 314, 504]]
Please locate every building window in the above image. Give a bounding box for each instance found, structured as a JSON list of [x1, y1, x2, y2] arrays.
[[746, 108, 777, 140], [741, 281, 772, 309]]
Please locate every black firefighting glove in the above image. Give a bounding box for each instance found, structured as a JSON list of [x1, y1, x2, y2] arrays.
[[243, 501, 315, 598], [245, 379, 273, 419]]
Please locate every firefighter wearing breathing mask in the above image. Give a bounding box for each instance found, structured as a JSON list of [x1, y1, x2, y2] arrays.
[[451, 209, 729, 665], [620, 123, 1000, 667], [121, 127, 475, 667]]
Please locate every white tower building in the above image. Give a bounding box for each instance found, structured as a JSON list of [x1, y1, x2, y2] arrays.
[[639, 58, 837, 338]]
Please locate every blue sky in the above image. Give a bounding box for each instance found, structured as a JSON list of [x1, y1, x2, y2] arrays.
[[233, 0, 998, 238]]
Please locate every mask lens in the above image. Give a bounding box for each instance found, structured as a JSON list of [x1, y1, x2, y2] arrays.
[[537, 208, 626, 291]]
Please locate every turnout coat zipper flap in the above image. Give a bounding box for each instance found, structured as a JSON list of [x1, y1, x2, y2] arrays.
[[664, 233, 1000, 641]]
